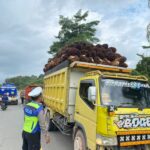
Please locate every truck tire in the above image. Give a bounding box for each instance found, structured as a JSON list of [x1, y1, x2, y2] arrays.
[[74, 130, 86, 150], [45, 111, 57, 131]]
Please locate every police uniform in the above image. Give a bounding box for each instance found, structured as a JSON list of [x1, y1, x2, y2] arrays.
[[22, 87, 47, 150], [2, 94, 8, 106]]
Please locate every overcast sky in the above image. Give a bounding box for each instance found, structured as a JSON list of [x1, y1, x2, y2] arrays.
[[0, 0, 150, 82]]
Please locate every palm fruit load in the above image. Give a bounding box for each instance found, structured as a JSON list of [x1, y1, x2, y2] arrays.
[[44, 42, 128, 73]]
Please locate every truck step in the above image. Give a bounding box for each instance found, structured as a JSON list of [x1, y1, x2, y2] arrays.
[[52, 120, 72, 136]]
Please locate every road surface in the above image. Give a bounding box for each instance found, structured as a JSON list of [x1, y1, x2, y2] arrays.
[[0, 102, 73, 150]]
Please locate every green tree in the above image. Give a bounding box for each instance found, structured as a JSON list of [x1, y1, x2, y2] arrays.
[[135, 55, 150, 81], [49, 9, 100, 54], [134, 0, 150, 81], [5, 75, 44, 90]]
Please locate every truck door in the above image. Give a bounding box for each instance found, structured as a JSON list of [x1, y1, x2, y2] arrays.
[[75, 79, 97, 150]]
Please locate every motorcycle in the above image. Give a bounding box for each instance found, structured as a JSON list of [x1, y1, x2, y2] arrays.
[[1, 102, 7, 111]]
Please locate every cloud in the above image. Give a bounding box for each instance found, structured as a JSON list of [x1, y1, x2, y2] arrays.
[[97, 1, 150, 68], [0, 0, 149, 82]]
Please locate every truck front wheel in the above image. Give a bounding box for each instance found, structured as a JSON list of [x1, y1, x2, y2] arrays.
[[74, 130, 86, 150]]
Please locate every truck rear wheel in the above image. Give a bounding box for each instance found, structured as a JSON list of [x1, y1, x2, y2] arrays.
[[45, 111, 57, 131], [74, 130, 86, 150]]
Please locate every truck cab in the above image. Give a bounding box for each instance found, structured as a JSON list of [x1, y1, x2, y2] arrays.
[[75, 70, 150, 150]]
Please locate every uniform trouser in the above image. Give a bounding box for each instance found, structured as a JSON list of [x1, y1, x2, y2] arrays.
[[21, 97, 24, 104], [22, 131, 41, 150]]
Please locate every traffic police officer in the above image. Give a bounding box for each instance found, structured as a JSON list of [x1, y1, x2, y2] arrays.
[[22, 87, 50, 150]]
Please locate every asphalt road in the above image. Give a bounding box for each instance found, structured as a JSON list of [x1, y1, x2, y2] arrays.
[[0, 102, 73, 150]]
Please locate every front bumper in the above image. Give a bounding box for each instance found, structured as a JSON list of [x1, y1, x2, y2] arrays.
[[96, 131, 150, 148], [8, 99, 18, 105]]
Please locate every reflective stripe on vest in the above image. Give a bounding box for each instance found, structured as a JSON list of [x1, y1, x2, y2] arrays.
[[27, 102, 40, 109], [23, 101, 43, 133]]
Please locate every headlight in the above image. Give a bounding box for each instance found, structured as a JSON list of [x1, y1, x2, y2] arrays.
[[96, 134, 118, 146]]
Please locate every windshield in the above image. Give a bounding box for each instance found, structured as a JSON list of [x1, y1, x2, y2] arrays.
[[100, 78, 150, 108]]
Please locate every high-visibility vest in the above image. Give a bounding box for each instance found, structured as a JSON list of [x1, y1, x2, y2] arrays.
[[23, 101, 43, 133]]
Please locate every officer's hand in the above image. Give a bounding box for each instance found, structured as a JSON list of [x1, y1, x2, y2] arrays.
[[45, 134, 50, 144]]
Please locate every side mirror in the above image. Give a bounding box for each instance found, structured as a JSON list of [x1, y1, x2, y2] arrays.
[[88, 86, 97, 102]]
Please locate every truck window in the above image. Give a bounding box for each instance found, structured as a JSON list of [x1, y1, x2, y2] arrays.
[[79, 80, 95, 109], [100, 78, 150, 108]]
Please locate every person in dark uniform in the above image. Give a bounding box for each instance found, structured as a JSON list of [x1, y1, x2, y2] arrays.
[[20, 90, 25, 104], [2, 93, 9, 107], [22, 87, 50, 150]]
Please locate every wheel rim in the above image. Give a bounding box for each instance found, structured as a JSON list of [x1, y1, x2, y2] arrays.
[[74, 136, 83, 150]]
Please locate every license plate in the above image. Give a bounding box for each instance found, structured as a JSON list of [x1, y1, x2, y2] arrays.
[[118, 134, 150, 146]]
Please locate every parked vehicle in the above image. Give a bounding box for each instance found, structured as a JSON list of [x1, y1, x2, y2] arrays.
[[43, 61, 150, 150], [24, 85, 38, 103], [0, 83, 18, 105]]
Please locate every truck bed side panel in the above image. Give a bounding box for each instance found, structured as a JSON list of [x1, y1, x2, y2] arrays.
[[44, 68, 69, 116]]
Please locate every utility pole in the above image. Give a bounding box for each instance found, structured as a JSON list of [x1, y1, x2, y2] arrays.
[[143, 24, 150, 50], [142, 1, 150, 51], [142, 0, 150, 74]]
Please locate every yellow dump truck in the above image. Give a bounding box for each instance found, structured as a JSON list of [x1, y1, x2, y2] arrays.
[[43, 61, 150, 150]]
